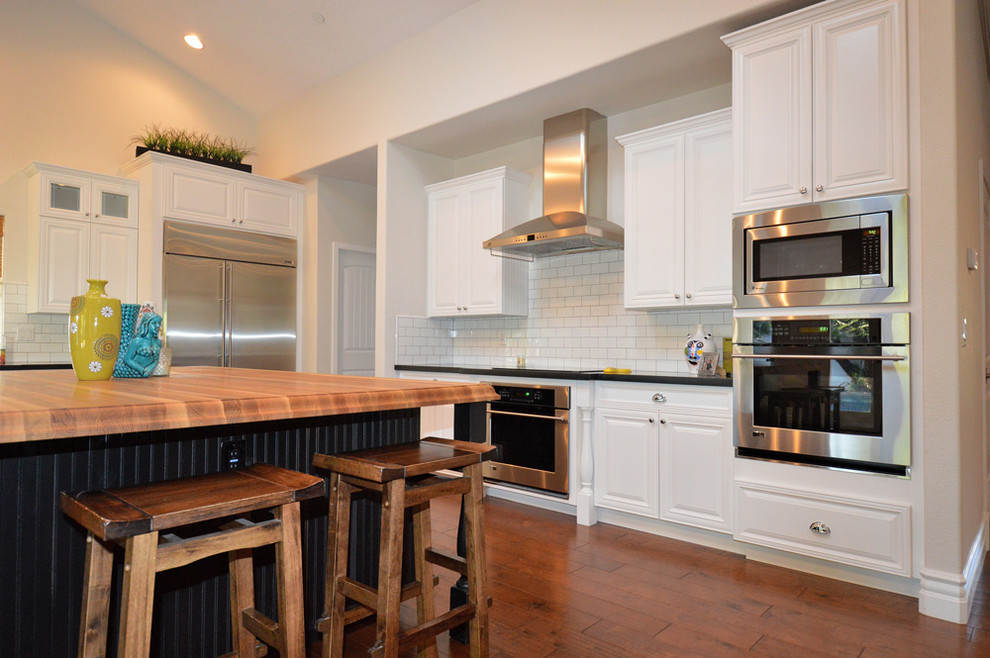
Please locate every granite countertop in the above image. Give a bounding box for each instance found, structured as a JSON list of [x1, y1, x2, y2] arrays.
[[395, 364, 732, 387]]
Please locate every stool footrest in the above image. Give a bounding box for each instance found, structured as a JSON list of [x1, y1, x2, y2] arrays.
[[156, 518, 281, 572], [241, 608, 281, 653], [317, 577, 439, 632], [425, 548, 467, 576], [397, 603, 476, 654], [219, 640, 269, 658]]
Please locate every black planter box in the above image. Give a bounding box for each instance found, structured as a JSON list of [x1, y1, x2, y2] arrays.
[[135, 146, 252, 173]]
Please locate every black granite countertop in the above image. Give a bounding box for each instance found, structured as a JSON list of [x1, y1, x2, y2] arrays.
[[0, 363, 72, 370], [395, 364, 732, 387]]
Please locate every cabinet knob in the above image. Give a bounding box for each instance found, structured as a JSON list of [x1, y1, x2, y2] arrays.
[[809, 520, 831, 535], [94, 213, 100, 218], [649, 417, 655, 423], [660, 418, 666, 424], [232, 218, 237, 223], [799, 187, 808, 194], [674, 293, 680, 300], [238, 219, 244, 224], [651, 393, 667, 403], [685, 292, 692, 299], [85, 212, 91, 216], [816, 184, 824, 192]]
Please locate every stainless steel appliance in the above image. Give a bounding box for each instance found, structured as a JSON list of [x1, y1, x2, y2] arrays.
[[733, 313, 910, 476], [483, 382, 569, 494], [483, 109, 624, 259], [733, 194, 908, 308], [163, 221, 296, 370]]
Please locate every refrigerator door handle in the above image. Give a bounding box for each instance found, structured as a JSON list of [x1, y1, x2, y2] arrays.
[[224, 263, 233, 367]]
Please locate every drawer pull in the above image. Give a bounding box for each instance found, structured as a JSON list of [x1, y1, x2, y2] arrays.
[[651, 393, 667, 403], [809, 521, 831, 535]]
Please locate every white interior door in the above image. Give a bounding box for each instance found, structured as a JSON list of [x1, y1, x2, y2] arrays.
[[982, 164, 990, 527], [335, 245, 376, 376]]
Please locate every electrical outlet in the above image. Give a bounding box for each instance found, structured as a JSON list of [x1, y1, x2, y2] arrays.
[[16, 325, 35, 342], [221, 439, 247, 470]]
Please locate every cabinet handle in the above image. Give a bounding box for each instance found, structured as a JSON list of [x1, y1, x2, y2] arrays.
[[85, 212, 90, 216], [649, 417, 655, 423], [809, 521, 831, 535], [799, 187, 808, 194], [674, 293, 680, 299], [651, 393, 667, 403], [94, 213, 100, 218], [685, 292, 692, 299], [816, 184, 824, 192], [660, 418, 666, 424]]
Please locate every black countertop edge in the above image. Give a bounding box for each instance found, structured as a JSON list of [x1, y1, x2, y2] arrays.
[[0, 363, 72, 370], [394, 364, 732, 387]]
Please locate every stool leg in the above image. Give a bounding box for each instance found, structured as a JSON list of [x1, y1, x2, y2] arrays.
[[323, 473, 352, 658], [462, 464, 489, 658], [371, 478, 406, 658], [78, 533, 115, 658], [118, 531, 159, 658], [275, 501, 306, 658], [411, 502, 438, 658], [228, 548, 257, 657]]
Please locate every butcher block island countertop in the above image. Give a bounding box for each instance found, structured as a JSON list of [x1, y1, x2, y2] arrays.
[[0, 365, 498, 444]]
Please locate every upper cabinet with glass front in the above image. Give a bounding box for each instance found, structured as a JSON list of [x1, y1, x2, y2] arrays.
[[35, 164, 138, 227]]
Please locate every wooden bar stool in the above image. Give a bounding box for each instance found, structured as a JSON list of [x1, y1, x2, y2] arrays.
[[313, 437, 496, 658], [60, 463, 325, 658]]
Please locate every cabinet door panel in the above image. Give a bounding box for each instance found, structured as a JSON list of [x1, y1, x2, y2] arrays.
[[39, 217, 89, 311], [594, 408, 659, 518], [41, 171, 92, 221], [732, 26, 812, 212], [91, 180, 138, 227], [239, 181, 298, 236], [464, 179, 502, 314], [623, 135, 684, 309], [427, 190, 462, 316], [90, 225, 138, 305], [165, 165, 234, 224], [684, 123, 733, 307], [814, 1, 906, 200], [661, 413, 732, 532]]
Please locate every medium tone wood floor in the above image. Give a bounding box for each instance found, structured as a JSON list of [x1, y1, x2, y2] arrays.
[[315, 494, 990, 657]]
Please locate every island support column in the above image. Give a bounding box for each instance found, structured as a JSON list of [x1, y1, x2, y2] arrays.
[[450, 401, 487, 644]]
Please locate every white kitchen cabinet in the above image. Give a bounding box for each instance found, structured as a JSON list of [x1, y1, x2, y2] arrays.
[[594, 406, 660, 518], [617, 109, 733, 309], [426, 167, 530, 317], [723, 0, 907, 213], [593, 382, 733, 532], [396, 371, 472, 438], [735, 480, 911, 575], [26, 163, 139, 313], [161, 157, 300, 237]]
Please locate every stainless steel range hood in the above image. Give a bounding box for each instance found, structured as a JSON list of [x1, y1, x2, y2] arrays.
[[483, 108, 623, 259]]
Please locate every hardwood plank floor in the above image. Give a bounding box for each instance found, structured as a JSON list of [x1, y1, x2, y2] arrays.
[[314, 493, 990, 657]]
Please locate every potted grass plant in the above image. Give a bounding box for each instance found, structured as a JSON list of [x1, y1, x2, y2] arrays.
[[133, 124, 254, 172]]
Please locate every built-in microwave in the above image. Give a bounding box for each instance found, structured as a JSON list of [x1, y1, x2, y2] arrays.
[[732, 194, 908, 308]]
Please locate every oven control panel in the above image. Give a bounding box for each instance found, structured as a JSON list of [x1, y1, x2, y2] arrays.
[[751, 318, 881, 345], [487, 382, 570, 410]]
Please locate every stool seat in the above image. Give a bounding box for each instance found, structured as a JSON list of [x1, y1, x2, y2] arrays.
[[316, 437, 494, 658], [313, 436, 495, 483], [61, 464, 325, 658], [62, 463, 325, 541]]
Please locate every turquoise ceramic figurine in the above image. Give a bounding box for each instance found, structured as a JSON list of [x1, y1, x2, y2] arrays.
[[117, 312, 163, 377]]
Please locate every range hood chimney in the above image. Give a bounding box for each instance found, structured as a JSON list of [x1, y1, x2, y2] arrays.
[[483, 108, 623, 259]]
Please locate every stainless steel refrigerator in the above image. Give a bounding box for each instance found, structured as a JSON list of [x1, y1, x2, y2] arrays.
[[163, 220, 297, 370]]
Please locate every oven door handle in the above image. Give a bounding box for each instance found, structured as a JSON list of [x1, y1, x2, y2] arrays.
[[732, 353, 906, 361], [488, 409, 569, 422]]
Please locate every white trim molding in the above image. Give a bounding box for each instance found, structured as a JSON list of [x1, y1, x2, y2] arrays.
[[919, 520, 988, 623]]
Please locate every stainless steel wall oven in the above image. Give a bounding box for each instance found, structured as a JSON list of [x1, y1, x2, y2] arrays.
[[483, 382, 569, 494], [733, 313, 910, 476]]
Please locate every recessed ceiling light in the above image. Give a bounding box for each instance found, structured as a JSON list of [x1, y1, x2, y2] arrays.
[[311, 12, 325, 24], [184, 33, 204, 50]]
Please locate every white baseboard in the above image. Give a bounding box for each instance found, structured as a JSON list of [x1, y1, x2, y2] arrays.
[[919, 519, 988, 623]]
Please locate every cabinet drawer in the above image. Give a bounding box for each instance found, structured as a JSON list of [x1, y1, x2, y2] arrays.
[[596, 381, 731, 414], [735, 481, 910, 575]]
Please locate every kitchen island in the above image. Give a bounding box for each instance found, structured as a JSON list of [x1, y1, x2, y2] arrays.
[[0, 366, 495, 657]]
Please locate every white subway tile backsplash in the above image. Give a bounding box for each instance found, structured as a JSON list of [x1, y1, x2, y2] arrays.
[[395, 251, 731, 373]]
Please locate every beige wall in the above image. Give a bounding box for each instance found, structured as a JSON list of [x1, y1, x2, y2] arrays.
[[0, 0, 256, 284], [918, 0, 990, 579]]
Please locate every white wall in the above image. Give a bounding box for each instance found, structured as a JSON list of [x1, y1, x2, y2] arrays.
[[0, 0, 256, 287]]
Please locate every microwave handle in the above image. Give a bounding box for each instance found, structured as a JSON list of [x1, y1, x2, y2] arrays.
[[489, 409, 569, 422], [732, 353, 905, 361]]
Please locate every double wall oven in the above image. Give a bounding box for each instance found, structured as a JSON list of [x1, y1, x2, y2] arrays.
[[732, 194, 911, 475], [482, 382, 569, 495]]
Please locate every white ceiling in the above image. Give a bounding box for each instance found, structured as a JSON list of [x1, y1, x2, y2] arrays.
[[71, 0, 482, 117]]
